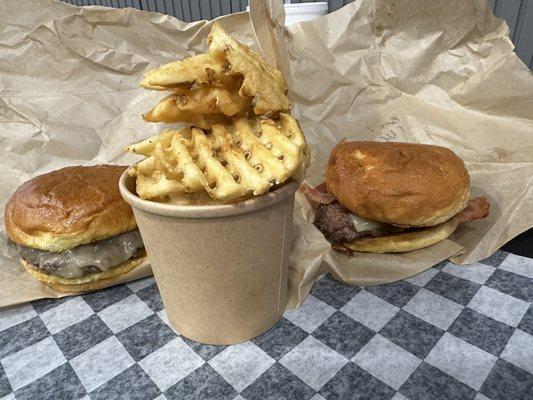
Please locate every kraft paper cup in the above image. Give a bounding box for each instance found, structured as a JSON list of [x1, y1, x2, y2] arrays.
[[119, 170, 297, 345]]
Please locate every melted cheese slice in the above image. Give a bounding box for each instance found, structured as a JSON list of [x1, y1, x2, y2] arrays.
[[349, 214, 388, 232], [17, 230, 144, 279]]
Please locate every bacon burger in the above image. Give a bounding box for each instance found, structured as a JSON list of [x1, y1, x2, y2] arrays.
[[302, 141, 490, 253]]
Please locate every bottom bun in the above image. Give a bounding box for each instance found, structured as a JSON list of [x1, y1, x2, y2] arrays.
[[342, 219, 459, 253], [21, 251, 147, 293]]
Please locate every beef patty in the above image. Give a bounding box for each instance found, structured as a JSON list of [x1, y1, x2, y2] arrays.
[[313, 201, 405, 244], [314, 201, 361, 243]]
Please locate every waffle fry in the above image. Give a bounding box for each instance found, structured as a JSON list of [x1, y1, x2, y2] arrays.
[[139, 53, 228, 90], [143, 95, 231, 129], [139, 22, 291, 118], [207, 23, 291, 115], [129, 23, 309, 203], [126, 114, 309, 203], [143, 86, 251, 129]]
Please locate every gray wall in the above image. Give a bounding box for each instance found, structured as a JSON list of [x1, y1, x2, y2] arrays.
[[63, 0, 533, 69]]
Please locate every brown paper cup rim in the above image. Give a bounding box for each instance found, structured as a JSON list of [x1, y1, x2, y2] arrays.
[[119, 169, 299, 218]]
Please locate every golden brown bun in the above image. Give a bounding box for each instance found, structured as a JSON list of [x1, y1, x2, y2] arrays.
[[5, 165, 137, 252], [21, 252, 147, 293], [326, 141, 470, 227], [342, 218, 459, 253]]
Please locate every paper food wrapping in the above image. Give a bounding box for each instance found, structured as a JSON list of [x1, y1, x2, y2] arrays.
[[252, 0, 533, 307], [0, 0, 258, 308], [1, 0, 532, 309]]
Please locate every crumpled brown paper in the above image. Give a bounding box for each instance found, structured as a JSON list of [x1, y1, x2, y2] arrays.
[[251, 0, 533, 307], [0, 0, 256, 308], [1, 0, 532, 309]]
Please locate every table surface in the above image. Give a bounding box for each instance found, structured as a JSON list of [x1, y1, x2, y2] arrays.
[[1, 250, 532, 400]]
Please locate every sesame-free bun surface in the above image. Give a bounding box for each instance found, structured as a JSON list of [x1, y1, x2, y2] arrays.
[[21, 252, 146, 293], [326, 141, 470, 227], [342, 218, 459, 253], [5, 165, 137, 252]]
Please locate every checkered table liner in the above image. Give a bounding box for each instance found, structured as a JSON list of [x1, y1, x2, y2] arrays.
[[1, 250, 532, 400]]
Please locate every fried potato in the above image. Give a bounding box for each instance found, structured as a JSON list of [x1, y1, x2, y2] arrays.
[[139, 22, 291, 118], [143, 95, 231, 129], [143, 86, 252, 128], [126, 113, 308, 203], [125, 130, 174, 156], [140, 53, 228, 90], [129, 24, 308, 204], [207, 23, 291, 115]]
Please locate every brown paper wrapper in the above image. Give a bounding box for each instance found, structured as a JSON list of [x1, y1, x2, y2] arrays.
[[250, 0, 533, 307], [0, 2, 258, 308], [1, 0, 532, 310]]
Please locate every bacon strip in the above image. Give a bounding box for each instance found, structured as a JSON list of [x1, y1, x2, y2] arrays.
[[299, 182, 335, 209], [455, 197, 491, 223]]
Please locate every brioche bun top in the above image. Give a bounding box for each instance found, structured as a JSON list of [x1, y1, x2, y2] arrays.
[[326, 141, 470, 227], [5, 165, 136, 252]]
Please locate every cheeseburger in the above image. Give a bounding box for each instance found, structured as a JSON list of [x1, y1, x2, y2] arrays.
[[302, 141, 490, 253], [4, 165, 146, 292]]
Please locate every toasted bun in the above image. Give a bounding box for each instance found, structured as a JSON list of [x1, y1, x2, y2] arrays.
[[342, 218, 459, 253], [21, 252, 147, 293], [5, 165, 137, 252], [326, 141, 470, 227]]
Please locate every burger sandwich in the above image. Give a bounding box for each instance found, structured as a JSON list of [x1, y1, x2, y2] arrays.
[[301, 141, 490, 253], [4, 165, 146, 292]]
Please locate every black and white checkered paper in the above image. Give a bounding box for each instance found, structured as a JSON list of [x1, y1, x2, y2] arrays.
[[1, 250, 532, 400]]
